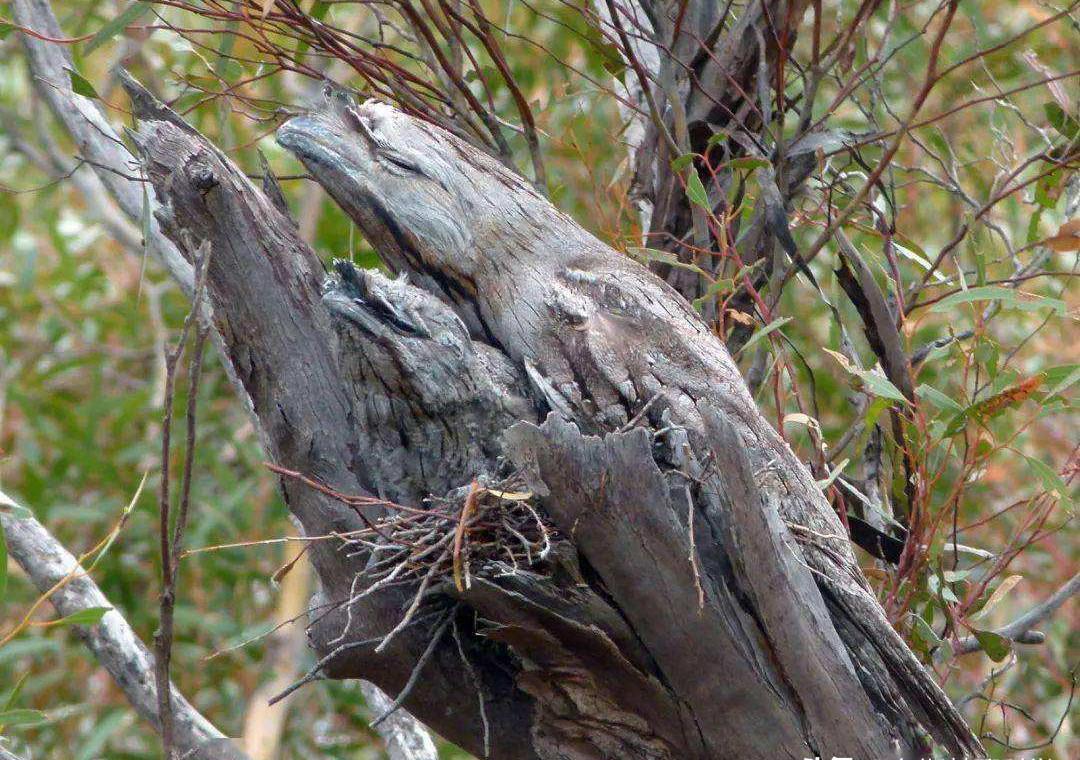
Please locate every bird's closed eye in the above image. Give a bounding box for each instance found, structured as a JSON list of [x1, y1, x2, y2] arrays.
[[380, 150, 422, 175]]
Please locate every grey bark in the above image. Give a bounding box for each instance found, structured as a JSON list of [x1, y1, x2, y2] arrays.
[[119, 66, 983, 758]]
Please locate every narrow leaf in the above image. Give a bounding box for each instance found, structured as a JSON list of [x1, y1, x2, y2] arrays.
[[670, 153, 696, 171], [1043, 364, 1080, 401], [930, 285, 1065, 315], [1022, 454, 1069, 502], [816, 458, 849, 489], [916, 384, 964, 413], [0, 525, 6, 603], [1045, 102, 1080, 140], [84, 2, 150, 55], [65, 67, 99, 100], [0, 708, 47, 727], [972, 575, 1022, 621], [685, 171, 709, 209], [858, 372, 909, 404], [48, 606, 111, 628], [738, 316, 792, 354], [726, 156, 770, 171]]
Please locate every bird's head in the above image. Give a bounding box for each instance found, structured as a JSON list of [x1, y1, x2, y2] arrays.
[[322, 259, 469, 358], [278, 88, 540, 285]]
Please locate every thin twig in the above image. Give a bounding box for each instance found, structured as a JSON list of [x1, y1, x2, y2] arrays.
[[370, 607, 457, 728]]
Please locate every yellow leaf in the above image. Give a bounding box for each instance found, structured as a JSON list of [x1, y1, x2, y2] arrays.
[[260, 0, 276, 18], [725, 309, 755, 326], [822, 347, 854, 372], [972, 575, 1023, 621], [485, 489, 533, 501]]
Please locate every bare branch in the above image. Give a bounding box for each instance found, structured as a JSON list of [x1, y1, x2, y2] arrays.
[[0, 491, 250, 760], [951, 572, 1080, 657]]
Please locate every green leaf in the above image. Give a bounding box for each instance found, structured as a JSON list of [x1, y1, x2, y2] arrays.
[[942, 569, 973, 582], [84, 2, 150, 55], [691, 278, 733, 311], [670, 153, 696, 171], [860, 373, 908, 404], [627, 247, 712, 279], [685, 171, 709, 209], [0, 21, 14, 41], [582, 24, 626, 77], [823, 349, 909, 404], [0, 193, 19, 243], [65, 67, 100, 100], [972, 575, 1022, 622], [1022, 454, 1070, 502], [725, 156, 770, 171], [51, 606, 111, 628], [1042, 364, 1080, 401], [974, 337, 999, 379], [0, 524, 6, 604], [1, 673, 29, 715], [1045, 102, 1080, 140], [911, 614, 941, 649], [916, 384, 964, 413], [929, 285, 1066, 315], [973, 629, 1012, 662], [0, 708, 48, 727], [1025, 206, 1044, 246], [738, 316, 792, 354], [815, 458, 848, 489], [705, 131, 728, 148], [1035, 169, 1064, 209]]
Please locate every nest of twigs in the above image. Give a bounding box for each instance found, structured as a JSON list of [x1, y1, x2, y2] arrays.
[[267, 466, 564, 728], [268, 464, 561, 646], [347, 475, 558, 599]]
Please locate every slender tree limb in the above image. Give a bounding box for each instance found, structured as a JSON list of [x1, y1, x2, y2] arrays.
[[12, 0, 194, 293], [11, 3, 440, 754], [358, 682, 440, 760], [951, 572, 1080, 657], [0, 491, 250, 760]]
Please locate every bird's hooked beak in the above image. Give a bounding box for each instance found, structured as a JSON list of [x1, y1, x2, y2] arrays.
[[277, 111, 379, 203]]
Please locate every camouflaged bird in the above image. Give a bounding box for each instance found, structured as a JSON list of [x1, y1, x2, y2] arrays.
[[279, 91, 983, 758]]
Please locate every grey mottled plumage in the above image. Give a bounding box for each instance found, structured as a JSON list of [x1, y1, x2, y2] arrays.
[[279, 93, 983, 758]]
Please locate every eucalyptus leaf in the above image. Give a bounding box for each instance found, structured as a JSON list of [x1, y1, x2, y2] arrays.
[[0, 708, 47, 727], [972, 629, 1012, 662], [50, 606, 112, 628], [930, 285, 1065, 315], [686, 171, 710, 209], [65, 68, 100, 100], [738, 316, 792, 354], [84, 2, 150, 55]]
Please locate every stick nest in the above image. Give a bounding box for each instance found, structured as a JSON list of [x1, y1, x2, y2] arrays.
[[346, 474, 560, 599]]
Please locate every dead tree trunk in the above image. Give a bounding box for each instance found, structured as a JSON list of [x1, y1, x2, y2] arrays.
[[124, 73, 981, 759]]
